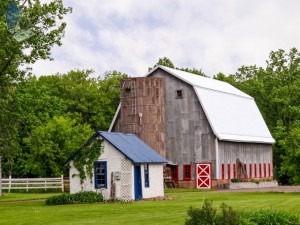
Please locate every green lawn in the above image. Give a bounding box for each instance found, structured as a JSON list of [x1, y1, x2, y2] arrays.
[[0, 193, 61, 202], [1, 191, 300, 225]]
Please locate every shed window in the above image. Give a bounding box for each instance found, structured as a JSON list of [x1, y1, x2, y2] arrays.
[[176, 90, 183, 99], [144, 164, 150, 188], [94, 161, 107, 189], [183, 164, 191, 180]]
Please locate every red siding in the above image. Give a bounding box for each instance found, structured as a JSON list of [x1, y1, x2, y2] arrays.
[[222, 164, 225, 180], [233, 164, 236, 179], [227, 164, 230, 179]]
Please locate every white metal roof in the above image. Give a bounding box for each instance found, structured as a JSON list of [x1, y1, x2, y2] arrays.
[[151, 66, 252, 98], [194, 86, 275, 143]]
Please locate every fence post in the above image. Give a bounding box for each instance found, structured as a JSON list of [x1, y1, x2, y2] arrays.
[[61, 175, 64, 192], [8, 175, 11, 193]]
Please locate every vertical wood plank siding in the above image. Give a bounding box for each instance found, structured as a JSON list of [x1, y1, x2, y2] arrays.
[[113, 77, 167, 157], [218, 141, 273, 179], [149, 69, 216, 181]]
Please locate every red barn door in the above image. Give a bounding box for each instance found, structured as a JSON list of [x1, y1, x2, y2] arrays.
[[196, 163, 212, 189]]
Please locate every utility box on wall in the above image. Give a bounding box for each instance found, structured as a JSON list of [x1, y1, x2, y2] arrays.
[[115, 171, 121, 180]]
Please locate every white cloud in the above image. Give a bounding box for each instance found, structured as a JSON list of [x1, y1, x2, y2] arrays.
[[31, 0, 300, 78]]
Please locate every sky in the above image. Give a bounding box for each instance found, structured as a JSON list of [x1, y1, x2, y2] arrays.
[[31, 0, 300, 78]]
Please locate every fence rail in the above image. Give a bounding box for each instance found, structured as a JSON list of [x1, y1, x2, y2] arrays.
[[1, 175, 64, 192]]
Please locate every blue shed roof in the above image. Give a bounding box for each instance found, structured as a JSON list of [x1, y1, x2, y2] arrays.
[[65, 131, 168, 165], [98, 131, 168, 164]]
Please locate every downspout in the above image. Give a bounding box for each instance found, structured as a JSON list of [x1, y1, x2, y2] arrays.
[[215, 138, 219, 180]]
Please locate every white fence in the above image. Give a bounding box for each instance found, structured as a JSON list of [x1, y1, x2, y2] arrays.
[[1, 175, 64, 192]]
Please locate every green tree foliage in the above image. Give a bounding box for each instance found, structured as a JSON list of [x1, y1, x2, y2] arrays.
[[1, 70, 127, 177], [214, 48, 300, 184], [0, 0, 71, 89], [23, 115, 93, 177], [0, 0, 71, 177], [149, 57, 207, 77]]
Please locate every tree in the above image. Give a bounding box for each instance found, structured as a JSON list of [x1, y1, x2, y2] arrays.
[[0, 0, 70, 177], [96, 71, 128, 130], [1, 69, 127, 177], [0, 0, 71, 90], [148, 57, 175, 71], [58, 69, 127, 130], [23, 115, 93, 177], [149, 57, 207, 77]]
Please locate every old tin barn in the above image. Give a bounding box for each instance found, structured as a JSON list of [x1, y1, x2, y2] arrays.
[[110, 66, 275, 188]]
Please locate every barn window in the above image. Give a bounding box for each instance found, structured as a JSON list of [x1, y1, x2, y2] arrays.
[[94, 161, 107, 189], [175, 90, 183, 99], [144, 164, 150, 188], [183, 164, 191, 180], [171, 165, 178, 181]]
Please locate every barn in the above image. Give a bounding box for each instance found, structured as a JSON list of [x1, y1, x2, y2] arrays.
[[109, 65, 275, 188], [68, 131, 167, 201]]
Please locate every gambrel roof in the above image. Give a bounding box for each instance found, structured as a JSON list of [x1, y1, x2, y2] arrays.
[[109, 66, 275, 144]]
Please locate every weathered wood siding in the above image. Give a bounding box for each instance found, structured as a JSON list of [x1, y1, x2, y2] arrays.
[[112, 77, 166, 157], [149, 69, 216, 180], [218, 141, 273, 179]]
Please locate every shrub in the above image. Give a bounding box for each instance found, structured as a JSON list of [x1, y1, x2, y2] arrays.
[[244, 209, 299, 225], [45, 191, 103, 205], [215, 203, 240, 225], [185, 200, 217, 225], [185, 200, 299, 225]]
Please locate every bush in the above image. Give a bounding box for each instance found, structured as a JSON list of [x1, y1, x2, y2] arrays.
[[185, 200, 217, 225], [45, 191, 103, 205], [244, 209, 299, 225], [185, 200, 299, 225], [215, 203, 239, 225]]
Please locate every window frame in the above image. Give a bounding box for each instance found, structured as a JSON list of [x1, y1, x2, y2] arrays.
[[94, 161, 107, 189], [183, 164, 192, 180], [144, 163, 150, 188]]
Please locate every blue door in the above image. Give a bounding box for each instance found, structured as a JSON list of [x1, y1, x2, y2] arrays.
[[134, 165, 142, 200]]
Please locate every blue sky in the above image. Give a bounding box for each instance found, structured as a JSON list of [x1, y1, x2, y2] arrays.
[[32, 0, 300, 77]]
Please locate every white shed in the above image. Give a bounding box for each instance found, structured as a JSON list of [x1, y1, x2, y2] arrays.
[[67, 131, 168, 201]]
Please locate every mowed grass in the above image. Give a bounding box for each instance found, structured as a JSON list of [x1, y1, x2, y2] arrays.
[[1, 190, 300, 225], [0, 192, 61, 202]]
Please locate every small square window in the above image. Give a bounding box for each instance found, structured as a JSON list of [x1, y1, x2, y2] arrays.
[[176, 90, 183, 99]]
